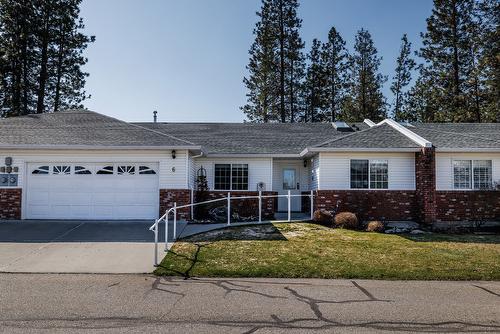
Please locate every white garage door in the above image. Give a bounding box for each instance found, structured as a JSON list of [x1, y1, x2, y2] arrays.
[[26, 163, 159, 220]]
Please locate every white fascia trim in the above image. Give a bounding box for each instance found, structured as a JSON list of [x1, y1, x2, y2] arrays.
[[302, 147, 421, 154], [436, 147, 500, 152], [364, 119, 376, 127], [377, 119, 432, 148], [0, 144, 202, 150], [201, 153, 302, 158]]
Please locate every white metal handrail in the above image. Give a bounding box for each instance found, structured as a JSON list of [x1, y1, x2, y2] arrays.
[[150, 190, 315, 266]]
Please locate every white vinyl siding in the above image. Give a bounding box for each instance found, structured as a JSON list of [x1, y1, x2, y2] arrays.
[[0, 149, 189, 190], [436, 152, 500, 190], [318, 152, 415, 190], [195, 157, 272, 191], [310, 155, 320, 190]]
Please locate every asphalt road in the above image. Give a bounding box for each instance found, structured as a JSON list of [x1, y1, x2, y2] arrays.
[[0, 274, 499, 333]]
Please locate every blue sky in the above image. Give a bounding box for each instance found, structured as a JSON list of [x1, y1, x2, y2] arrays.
[[80, 0, 434, 122]]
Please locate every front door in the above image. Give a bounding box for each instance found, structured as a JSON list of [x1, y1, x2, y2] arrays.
[[278, 167, 301, 212]]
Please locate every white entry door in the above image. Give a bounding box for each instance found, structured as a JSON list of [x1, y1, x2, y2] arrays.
[[25, 163, 159, 220], [277, 166, 302, 212]]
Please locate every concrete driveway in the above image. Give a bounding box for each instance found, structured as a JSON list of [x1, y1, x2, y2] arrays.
[[0, 220, 166, 273]]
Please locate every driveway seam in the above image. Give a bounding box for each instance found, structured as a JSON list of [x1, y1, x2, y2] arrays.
[[0, 222, 86, 272]]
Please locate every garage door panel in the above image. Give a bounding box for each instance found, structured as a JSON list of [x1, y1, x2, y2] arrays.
[[27, 191, 50, 205], [26, 163, 159, 220]]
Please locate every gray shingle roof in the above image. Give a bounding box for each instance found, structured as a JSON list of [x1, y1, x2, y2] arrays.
[[134, 122, 369, 154], [409, 123, 500, 149], [314, 123, 421, 149], [0, 109, 196, 148], [1, 109, 498, 153]]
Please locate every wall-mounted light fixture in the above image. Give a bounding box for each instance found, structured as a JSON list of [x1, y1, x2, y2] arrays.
[[171, 150, 176, 159], [303, 160, 308, 168]]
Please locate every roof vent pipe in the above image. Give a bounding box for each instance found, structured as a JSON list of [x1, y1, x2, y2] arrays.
[[153, 110, 157, 123]]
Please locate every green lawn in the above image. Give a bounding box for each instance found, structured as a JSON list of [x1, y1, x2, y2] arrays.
[[155, 222, 500, 280]]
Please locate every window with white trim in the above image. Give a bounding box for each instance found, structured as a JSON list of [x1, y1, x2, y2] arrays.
[[53, 165, 71, 175], [117, 165, 135, 175], [350, 159, 388, 189], [453, 160, 492, 189], [74, 166, 92, 175], [139, 166, 157, 174], [214, 164, 248, 190], [96, 165, 114, 175], [32, 166, 49, 175]]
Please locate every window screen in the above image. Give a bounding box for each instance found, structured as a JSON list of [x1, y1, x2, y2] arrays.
[[214, 164, 231, 190], [350, 160, 369, 189], [369, 160, 388, 189]]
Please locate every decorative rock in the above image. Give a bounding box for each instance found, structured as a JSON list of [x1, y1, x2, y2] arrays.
[[386, 221, 420, 230], [410, 229, 426, 234]]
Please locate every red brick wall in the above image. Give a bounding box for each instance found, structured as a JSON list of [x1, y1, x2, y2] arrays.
[[0, 188, 22, 220], [159, 189, 192, 220], [203, 191, 277, 219], [436, 191, 500, 221], [313, 190, 418, 221], [415, 147, 436, 223]]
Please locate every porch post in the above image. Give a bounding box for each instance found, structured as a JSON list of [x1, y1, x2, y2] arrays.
[[173, 202, 177, 240], [258, 191, 262, 223], [310, 190, 314, 220], [287, 190, 291, 222], [227, 192, 231, 225], [154, 219, 158, 266], [190, 188, 194, 220], [164, 213, 169, 251]]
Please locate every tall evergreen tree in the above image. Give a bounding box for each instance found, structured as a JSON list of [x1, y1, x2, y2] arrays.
[[0, 0, 93, 117], [346, 28, 387, 122], [242, 0, 304, 123], [477, 0, 499, 122], [391, 34, 416, 121], [321, 27, 349, 122], [417, 0, 486, 122], [242, 0, 279, 122], [303, 39, 325, 122]]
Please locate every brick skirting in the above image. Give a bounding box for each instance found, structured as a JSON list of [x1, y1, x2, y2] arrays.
[[159, 189, 192, 220], [0, 188, 22, 220], [436, 191, 500, 221], [313, 190, 418, 221]]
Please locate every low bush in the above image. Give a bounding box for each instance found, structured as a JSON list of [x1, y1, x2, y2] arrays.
[[366, 221, 385, 233], [334, 212, 358, 229], [313, 209, 334, 225]]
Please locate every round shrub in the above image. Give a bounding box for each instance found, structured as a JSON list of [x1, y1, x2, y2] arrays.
[[366, 220, 385, 233], [313, 209, 333, 225], [334, 212, 358, 229]]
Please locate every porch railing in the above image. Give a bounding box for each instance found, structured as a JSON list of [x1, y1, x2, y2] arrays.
[[149, 190, 315, 266]]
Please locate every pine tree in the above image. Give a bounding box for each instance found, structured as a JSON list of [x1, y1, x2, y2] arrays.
[[321, 27, 349, 122], [391, 34, 416, 121], [417, 0, 486, 122], [477, 0, 499, 122], [0, 0, 93, 118], [242, 0, 279, 122], [49, 0, 95, 112], [346, 28, 387, 122], [284, 13, 305, 123], [242, 0, 304, 123], [303, 39, 325, 122]]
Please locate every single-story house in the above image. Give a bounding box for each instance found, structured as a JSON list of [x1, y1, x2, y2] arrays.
[[0, 109, 499, 223]]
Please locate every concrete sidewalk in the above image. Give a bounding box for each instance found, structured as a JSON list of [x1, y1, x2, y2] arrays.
[[1, 274, 499, 333]]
